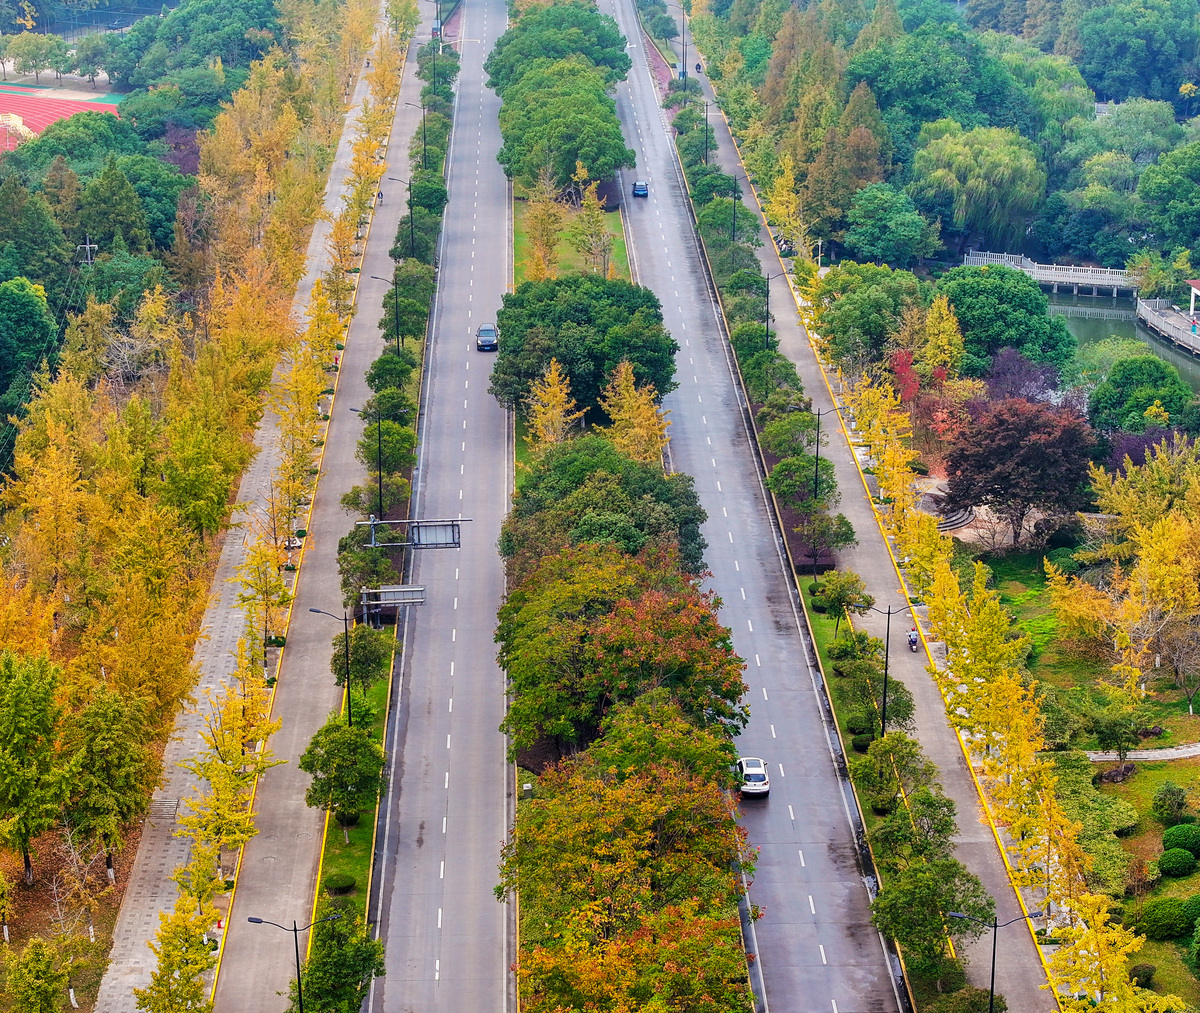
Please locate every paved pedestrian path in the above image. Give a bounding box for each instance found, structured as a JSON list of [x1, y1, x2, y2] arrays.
[[1088, 741, 1200, 762], [93, 16, 424, 1010], [683, 35, 1056, 1011]]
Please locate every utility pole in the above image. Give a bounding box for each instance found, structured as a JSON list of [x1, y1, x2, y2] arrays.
[[77, 234, 97, 266]]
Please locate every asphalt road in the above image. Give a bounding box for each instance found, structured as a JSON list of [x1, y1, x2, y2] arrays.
[[368, 0, 512, 1009], [601, 2, 903, 1010]]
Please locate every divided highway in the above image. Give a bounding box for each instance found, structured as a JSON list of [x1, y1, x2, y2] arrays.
[[368, 0, 512, 1008], [600, 0, 902, 1009]]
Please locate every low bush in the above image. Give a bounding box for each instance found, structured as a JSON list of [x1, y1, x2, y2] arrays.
[[846, 716, 874, 736], [1163, 823, 1200, 857], [1159, 847, 1197, 877], [1141, 897, 1191, 939], [1129, 964, 1156, 988], [1181, 894, 1200, 927], [927, 987, 1006, 1013], [851, 733, 874, 753], [1152, 780, 1190, 826], [324, 873, 356, 895]]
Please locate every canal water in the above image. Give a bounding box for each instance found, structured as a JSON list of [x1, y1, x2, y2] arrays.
[[1048, 293, 1200, 392]]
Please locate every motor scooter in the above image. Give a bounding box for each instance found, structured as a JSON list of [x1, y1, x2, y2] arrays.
[[907, 629, 919, 652]]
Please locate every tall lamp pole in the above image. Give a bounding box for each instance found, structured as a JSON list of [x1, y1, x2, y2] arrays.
[[387, 176, 416, 259], [810, 405, 840, 505], [246, 914, 341, 1013], [668, 1, 688, 80], [350, 404, 412, 521], [406, 101, 428, 170], [764, 272, 782, 350], [947, 910, 1044, 1013], [862, 603, 906, 736], [310, 608, 354, 728], [730, 174, 747, 245], [703, 100, 710, 165], [371, 273, 405, 353]]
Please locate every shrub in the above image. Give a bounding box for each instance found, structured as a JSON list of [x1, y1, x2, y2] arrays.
[[1182, 894, 1200, 928], [1141, 898, 1191, 939], [1163, 823, 1200, 857], [927, 987, 1006, 1013], [1153, 781, 1191, 826], [324, 873, 356, 895], [1129, 964, 1156, 988], [1158, 847, 1197, 877], [851, 733, 874, 753], [846, 716, 874, 736]]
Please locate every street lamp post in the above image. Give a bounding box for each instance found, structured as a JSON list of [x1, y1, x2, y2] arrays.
[[946, 910, 1044, 1013], [703, 100, 710, 165], [406, 101, 428, 170], [387, 176, 416, 259], [246, 914, 341, 1013], [309, 608, 354, 728], [667, 1, 688, 80], [350, 404, 412, 520], [862, 603, 906, 736], [810, 405, 839, 505], [730, 174, 747, 245], [764, 272, 782, 350], [371, 273, 405, 353]]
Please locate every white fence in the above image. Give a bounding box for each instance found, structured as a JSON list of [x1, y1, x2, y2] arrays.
[[963, 251, 1134, 290], [1137, 298, 1200, 355]]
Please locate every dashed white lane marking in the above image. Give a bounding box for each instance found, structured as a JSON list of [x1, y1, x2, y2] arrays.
[[452, 629, 456, 641], [755, 654, 760, 665], [445, 771, 449, 789], [442, 817, 446, 833], [435, 959, 440, 982], [448, 698, 453, 712], [727, 530, 732, 541], [809, 895, 816, 914], [788, 805, 795, 821], [779, 763, 786, 777], [748, 620, 754, 631], [717, 481, 722, 491], [819, 945, 827, 965], [740, 586, 745, 598], [438, 907, 443, 927], [440, 861, 445, 879], [770, 724, 776, 738], [447, 734, 451, 749], [453, 598, 458, 609], [799, 850, 806, 866], [761, 686, 768, 700], [734, 560, 740, 571]]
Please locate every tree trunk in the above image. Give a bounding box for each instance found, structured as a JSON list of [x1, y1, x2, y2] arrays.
[[23, 848, 32, 887]]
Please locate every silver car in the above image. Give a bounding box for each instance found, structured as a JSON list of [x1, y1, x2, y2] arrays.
[[737, 756, 770, 796]]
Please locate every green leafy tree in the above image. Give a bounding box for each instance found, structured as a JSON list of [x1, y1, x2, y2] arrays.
[[1152, 781, 1190, 826], [938, 265, 1075, 375], [870, 786, 958, 870], [6, 937, 67, 1013], [64, 688, 156, 881], [490, 275, 677, 418], [584, 689, 738, 788], [759, 411, 818, 459], [290, 904, 384, 1013], [73, 32, 110, 87], [871, 858, 995, 976], [330, 623, 394, 695], [766, 454, 838, 510], [0, 652, 69, 885], [815, 569, 874, 634], [1089, 356, 1197, 433], [355, 420, 416, 475], [78, 157, 151, 252], [851, 731, 940, 812], [845, 183, 940, 266], [299, 718, 387, 834], [0, 276, 56, 417], [7, 31, 53, 83], [1138, 141, 1200, 257], [1075, 0, 1198, 103], [909, 120, 1045, 251], [485, 3, 631, 95]]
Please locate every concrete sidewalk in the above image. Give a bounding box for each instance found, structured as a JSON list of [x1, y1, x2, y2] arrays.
[[678, 29, 1056, 1011], [211, 22, 435, 1013], [94, 18, 429, 1013]]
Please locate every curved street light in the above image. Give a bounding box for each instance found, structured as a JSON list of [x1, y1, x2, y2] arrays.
[[310, 608, 353, 728], [946, 909, 1044, 1013], [246, 913, 341, 1013]]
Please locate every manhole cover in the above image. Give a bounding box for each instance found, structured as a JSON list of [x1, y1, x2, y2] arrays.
[[260, 856, 276, 863], [265, 834, 279, 841], [296, 832, 312, 839]]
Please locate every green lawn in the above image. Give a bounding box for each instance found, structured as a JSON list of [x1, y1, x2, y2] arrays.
[[988, 553, 1200, 745], [513, 200, 630, 286], [1099, 757, 1200, 1004], [312, 674, 391, 920]]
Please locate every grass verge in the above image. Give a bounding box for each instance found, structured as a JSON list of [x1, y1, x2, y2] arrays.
[[311, 675, 391, 921], [513, 201, 630, 286]]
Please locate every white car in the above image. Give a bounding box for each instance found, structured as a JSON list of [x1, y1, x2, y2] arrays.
[[737, 756, 770, 796]]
